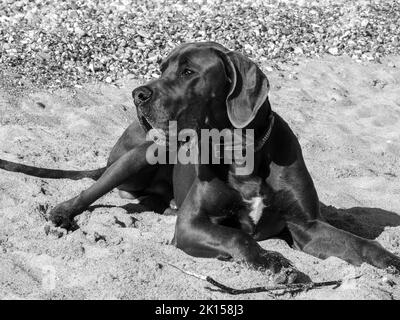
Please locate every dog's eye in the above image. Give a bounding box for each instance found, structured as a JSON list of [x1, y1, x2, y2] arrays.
[[181, 68, 194, 77]]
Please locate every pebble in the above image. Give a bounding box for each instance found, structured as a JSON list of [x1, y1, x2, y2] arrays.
[[328, 47, 339, 56], [35, 102, 46, 109], [294, 47, 304, 55]]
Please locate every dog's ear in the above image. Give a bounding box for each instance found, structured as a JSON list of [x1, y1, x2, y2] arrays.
[[219, 51, 270, 128]]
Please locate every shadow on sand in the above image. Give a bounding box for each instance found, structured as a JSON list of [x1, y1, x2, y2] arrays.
[[88, 202, 400, 240], [320, 203, 400, 239]]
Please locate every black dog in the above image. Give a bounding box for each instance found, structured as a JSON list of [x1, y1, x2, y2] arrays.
[[1, 42, 399, 282]]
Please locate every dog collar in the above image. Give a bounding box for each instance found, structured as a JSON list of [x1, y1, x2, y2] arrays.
[[254, 112, 275, 152], [212, 112, 275, 159]]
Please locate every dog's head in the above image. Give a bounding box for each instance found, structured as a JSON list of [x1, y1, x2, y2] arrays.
[[132, 42, 271, 134]]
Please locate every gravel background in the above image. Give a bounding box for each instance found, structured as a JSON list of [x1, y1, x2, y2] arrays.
[[1, 0, 400, 89]]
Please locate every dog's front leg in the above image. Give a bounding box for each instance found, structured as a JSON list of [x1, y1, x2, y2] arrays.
[[173, 182, 298, 283], [49, 141, 153, 229]]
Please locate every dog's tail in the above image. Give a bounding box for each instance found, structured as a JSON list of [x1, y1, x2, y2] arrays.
[[0, 159, 106, 180]]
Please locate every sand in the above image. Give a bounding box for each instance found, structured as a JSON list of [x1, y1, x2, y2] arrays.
[[1, 55, 400, 300]]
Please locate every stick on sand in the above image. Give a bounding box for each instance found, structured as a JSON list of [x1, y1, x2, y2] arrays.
[[163, 260, 360, 296]]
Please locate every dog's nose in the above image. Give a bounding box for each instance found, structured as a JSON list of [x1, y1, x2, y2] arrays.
[[133, 86, 153, 106]]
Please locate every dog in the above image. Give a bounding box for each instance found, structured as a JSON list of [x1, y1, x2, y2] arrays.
[[1, 42, 399, 282]]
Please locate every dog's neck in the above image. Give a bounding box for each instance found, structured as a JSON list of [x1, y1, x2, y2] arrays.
[[206, 99, 274, 141], [249, 99, 274, 141]]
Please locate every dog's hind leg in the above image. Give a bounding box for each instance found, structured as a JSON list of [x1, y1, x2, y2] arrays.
[[287, 219, 400, 271]]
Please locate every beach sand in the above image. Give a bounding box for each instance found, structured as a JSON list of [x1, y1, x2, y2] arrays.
[[1, 54, 400, 300]]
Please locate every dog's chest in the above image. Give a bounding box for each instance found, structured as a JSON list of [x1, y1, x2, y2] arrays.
[[244, 196, 265, 225], [227, 174, 268, 226]]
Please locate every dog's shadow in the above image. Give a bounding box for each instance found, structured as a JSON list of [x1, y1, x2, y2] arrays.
[[87, 202, 177, 216], [88, 202, 400, 239], [89, 202, 400, 240], [320, 203, 400, 239]]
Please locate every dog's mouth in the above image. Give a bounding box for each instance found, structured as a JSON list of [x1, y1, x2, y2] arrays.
[[140, 115, 153, 132], [139, 114, 194, 148], [140, 115, 169, 146]]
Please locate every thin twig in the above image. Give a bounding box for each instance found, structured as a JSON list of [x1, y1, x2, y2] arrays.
[[164, 260, 207, 281], [162, 260, 361, 296], [206, 276, 342, 295]]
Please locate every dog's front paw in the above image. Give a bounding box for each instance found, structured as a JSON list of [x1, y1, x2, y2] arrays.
[[47, 199, 81, 230], [366, 243, 400, 274], [48, 209, 73, 230], [252, 250, 298, 284], [44, 222, 68, 238], [273, 266, 299, 284], [382, 253, 400, 275]]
